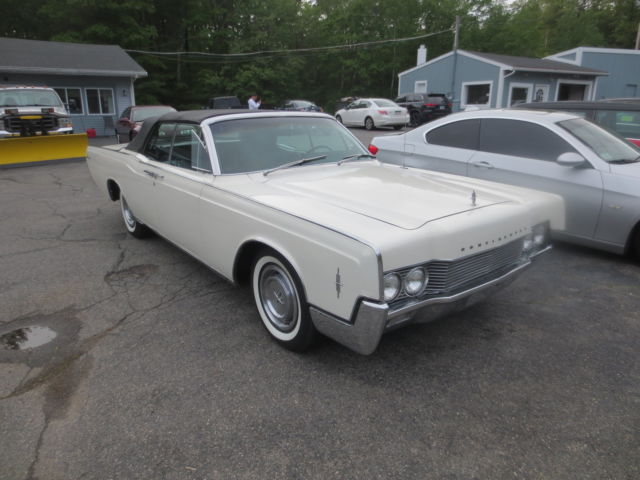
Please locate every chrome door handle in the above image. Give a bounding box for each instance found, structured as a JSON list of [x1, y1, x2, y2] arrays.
[[470, 161, 494, 169]]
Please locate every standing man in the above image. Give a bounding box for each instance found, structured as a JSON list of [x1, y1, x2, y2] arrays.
[[248, 94, 261, 110]]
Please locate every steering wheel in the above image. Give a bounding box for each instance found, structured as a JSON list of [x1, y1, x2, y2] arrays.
[[305, 145, 333, 155]]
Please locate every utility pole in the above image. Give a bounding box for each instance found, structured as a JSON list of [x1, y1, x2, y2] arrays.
[[453, 15, 460, 51], [450, 16, 460, 111], [635, 22, 640, 50]]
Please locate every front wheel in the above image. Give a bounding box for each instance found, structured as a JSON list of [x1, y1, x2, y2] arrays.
[[364, 117, 375, 130], [393, 125, 403, 130], [120, 195, 151, 238], [251, 251, 317, 351], [336, 115, 343, 124]]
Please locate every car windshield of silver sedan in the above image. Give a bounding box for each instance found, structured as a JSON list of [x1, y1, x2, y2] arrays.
[[210, 117, 368, 174], [559, 117, 640, 163]]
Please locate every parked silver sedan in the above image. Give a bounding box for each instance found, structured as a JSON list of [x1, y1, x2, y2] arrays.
[[370, 109, 640, 258]]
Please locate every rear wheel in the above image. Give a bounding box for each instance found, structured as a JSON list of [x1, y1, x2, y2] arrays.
[[251, 250, 317, 351], [364, 117, 375, 130], [120, 195, 151, 238], [633, 228, 640, 261], [410, 111, 421, 127]]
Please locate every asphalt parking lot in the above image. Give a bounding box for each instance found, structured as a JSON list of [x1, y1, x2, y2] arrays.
[[1, 131, 639, 480]]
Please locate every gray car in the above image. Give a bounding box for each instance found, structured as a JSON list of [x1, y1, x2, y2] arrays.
[[370, 109, 640, 258]]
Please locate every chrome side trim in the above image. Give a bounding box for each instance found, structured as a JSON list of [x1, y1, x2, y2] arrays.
[[388, 260, 531, 319], [310, 301, 388, 355]]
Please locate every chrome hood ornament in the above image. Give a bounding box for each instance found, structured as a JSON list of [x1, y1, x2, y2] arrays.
[[471, 190, 477, 207]]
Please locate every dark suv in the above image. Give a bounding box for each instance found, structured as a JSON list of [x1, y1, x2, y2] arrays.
[[514, 100, 640, 147], [394, 93, 452, 126]]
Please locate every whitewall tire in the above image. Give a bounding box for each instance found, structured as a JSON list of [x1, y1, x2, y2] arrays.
[[120, 195, 150, 238], [251, 251, 317, 351]]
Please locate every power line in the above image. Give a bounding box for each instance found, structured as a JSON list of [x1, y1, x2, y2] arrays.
[[125, 29, 453, 59]]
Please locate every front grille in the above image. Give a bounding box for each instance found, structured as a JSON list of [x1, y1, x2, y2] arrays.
[[4, 115, 58, 134], [390, 239, 524, 307]]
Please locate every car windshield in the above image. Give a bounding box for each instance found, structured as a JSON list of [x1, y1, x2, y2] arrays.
[[374, 99, 397, 107], [210, 116, 368, 174], [558, 117, 640, 163], [132, 106, 175, 122], [294, 100, 313, 108], [0, 89, 63, 107]]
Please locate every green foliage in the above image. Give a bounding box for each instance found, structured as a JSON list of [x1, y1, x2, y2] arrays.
[[2, 0, 639, 110]]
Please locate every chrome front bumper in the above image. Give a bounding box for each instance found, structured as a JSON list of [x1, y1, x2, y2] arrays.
[[310, 259, 533, 355]]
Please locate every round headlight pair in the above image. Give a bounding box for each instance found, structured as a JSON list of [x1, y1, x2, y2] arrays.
[[383, 267, 428, 302]]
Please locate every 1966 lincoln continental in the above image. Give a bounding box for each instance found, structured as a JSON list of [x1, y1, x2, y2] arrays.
[[87, 110, 564, 355]]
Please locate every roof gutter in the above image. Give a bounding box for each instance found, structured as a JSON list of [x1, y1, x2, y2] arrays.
[[0, 66, 149, 78], [496, 68, 515, 109]]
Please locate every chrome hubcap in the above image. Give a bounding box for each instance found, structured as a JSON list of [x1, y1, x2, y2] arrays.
[[259, 264, 298, 333], [122, 198, 136, 229]]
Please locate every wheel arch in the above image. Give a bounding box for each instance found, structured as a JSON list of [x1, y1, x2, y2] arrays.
[[232, 238, 307, 299], [625, 219, 640, 257], [106, 178, 120, 201]]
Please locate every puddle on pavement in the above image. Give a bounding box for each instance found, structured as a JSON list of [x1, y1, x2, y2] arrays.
[[0, 326, 57, 350]]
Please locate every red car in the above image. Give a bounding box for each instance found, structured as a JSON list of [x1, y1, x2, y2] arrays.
[[117, 105, 176, 142]]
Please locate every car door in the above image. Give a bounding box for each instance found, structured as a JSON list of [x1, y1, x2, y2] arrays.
[[148, 123, 213, 257], [467, 118, 604, 240], [401, 119, 480, 176], [341, 102, 358, 125], [357, 101, 372, 125], [121, 121, 176, 227]]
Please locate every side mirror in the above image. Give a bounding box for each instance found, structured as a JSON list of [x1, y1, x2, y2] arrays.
[[556, 152, 587, 167]]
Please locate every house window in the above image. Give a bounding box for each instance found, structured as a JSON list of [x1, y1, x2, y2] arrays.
[[86, 88, 115, 115], [555, 80, 592, 101], [508, 83, 532, 106], [415, 81, 427, 93], [461, 82, 492, 109], [54, 87, 83, 114], [466, 84, 490, 104]]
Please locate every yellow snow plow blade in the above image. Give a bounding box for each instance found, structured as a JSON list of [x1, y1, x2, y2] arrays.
[[0, 134, 88, 167]]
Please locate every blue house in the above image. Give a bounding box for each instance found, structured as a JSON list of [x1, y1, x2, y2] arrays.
[[0, 37, 147, 136], [397, 49, 607, 112], [546, 47, 640, 100]]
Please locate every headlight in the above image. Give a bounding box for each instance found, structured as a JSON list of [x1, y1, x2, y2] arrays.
[[522, 234, 534, 253], [383, 273, 401, 301], [58, 118, 72, 128], [404, 267, 427, 296], [533, 224, 547, 247]]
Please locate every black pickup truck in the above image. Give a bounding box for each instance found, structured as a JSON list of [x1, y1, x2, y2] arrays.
[[394, 93, 452, 126]]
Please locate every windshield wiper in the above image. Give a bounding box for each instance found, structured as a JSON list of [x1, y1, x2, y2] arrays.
[[337, 153, 376, 166], [608, 156, 640, 164], [263, 155, 327, 176]]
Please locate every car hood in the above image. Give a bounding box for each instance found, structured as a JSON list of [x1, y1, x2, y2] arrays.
[[235, 162, 511, 230]]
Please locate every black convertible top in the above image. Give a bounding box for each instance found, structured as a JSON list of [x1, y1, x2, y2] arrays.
[[126, 109, 272, 152]]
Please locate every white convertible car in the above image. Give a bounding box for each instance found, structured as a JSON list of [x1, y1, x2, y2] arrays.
[[87, 110, 564, 355]]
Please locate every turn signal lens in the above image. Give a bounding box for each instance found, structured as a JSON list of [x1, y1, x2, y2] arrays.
[[368, 144, 379, 155], [383, 273, 401, 301]]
